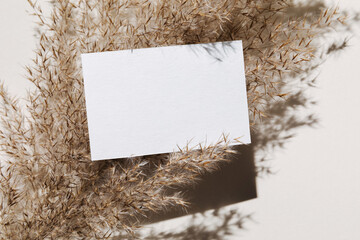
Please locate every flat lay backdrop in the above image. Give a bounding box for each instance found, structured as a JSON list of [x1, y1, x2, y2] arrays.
[[0, 0, 359, 239]]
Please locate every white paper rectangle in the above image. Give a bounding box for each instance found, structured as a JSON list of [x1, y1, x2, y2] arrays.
[[81, 40, 251, 161]]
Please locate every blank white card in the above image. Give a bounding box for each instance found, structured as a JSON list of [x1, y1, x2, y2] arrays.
[[81, 40, 251, 161]]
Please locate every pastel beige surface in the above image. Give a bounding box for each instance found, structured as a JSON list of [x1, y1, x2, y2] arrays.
[[0, 0, 359, 239]]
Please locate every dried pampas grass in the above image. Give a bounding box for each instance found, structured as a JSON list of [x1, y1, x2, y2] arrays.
[[0, 0, 345, 239]]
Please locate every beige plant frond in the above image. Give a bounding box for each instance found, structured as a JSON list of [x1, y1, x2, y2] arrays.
[[0, 0, 345, 239]]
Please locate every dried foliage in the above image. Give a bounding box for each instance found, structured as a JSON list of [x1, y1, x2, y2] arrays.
[[0, 0, 345, 239]]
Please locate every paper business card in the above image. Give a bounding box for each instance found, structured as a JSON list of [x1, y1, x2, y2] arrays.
[[81, 40, 251, 161]]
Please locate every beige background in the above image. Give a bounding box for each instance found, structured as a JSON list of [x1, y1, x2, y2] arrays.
[[0, 1, 359, 239]]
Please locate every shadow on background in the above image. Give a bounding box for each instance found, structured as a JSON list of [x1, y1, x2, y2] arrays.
[[252, 89, 319, 176], [148, 144, 256, 223], [114, 208, 252, 240]]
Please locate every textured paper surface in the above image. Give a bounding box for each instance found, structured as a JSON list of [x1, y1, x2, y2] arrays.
[[81, 40, 251, 161]]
